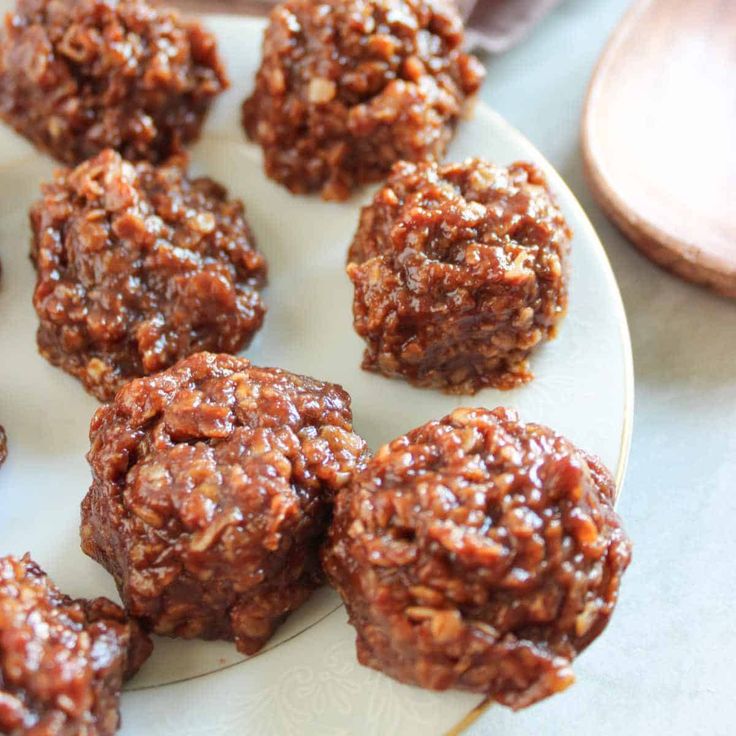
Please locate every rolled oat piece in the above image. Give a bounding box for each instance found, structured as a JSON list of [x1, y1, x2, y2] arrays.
[[81, 352, 370, 655], [0, 554, 151, 735], [347, 159, 571, 393], [30, 149, 267, 401], [242, 0, 484, 200], [0, 0, 227, 164], [323, 407, 632, 709]]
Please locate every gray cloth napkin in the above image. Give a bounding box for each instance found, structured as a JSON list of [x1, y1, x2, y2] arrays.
[[175, 0, 562, 53], [459, 0, 563, 53]]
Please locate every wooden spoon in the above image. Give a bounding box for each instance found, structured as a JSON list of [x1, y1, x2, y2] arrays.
[[582, 0, 736, 298]]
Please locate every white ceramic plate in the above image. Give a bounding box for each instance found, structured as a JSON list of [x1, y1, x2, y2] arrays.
[[0, 15, 633, 736]]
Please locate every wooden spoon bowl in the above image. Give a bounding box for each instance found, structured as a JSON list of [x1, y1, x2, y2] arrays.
[[582, 0, 736, 298]]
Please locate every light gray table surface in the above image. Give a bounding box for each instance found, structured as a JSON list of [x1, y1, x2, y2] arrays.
[[468, 0, 735, 733], [0, 0, 732, 734]]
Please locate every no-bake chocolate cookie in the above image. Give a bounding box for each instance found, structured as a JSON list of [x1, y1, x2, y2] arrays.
[[81, 352, 369, 655], [347, 159, 571, 392], [31, 149, 267, 401], [0, 554, 151, 735], [323, 407, 631, 709], [0, 0, 227, 164], [242, 0, 484, 200]]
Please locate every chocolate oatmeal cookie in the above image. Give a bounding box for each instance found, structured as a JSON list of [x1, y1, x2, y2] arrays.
[[347, 159, 571, 393], [323, 407, 631, 709], [0, 0, 227, 164], [81, 352, 370, 655], [0, 554, 151, 735], [31, 149, 267, 400], [243, 0, 484, 200]]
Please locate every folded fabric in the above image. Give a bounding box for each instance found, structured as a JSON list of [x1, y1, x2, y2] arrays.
[[460, 0, 563, 53]]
